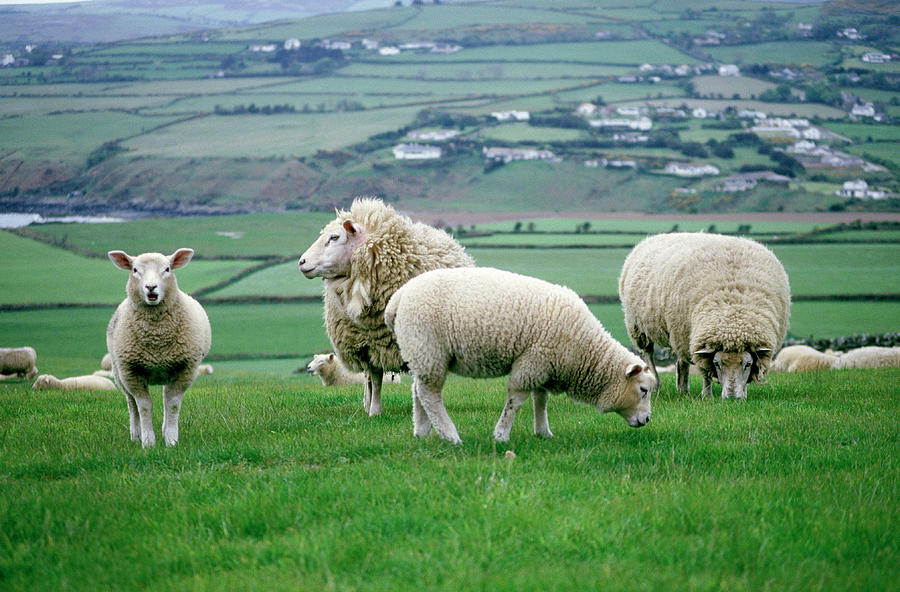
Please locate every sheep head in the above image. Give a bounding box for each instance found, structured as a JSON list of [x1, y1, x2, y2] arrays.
[[298, 218, 367, 280], [306, 353, 334, 375], [109, 248, 194, 307], [694, 348, 772, 399], [614, 362, 656, 427]]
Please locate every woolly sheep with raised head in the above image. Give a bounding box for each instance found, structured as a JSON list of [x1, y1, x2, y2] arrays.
[[32, 373, 117, 391], [305, 352, 401, 387], [0, 347, 38, 380], [384, 267, 656, 444], [298, 197, 473, 416], [831, 346, 900, 370], [106, 248, 211, 447], [618, 232, 790, 399], [770, 344, 837, 373]]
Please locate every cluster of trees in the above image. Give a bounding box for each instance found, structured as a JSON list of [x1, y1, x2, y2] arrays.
[[213, 104, 297, 115]]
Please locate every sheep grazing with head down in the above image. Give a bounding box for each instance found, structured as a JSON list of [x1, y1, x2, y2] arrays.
[[32, 374, 117, 391], [385, 267, 656, 444], [770, 344, 837, 373], [106, 248, 211, 447], [299, 197, 473, 416], [0, 347, 38, 380], [619, 232, 790, 399]]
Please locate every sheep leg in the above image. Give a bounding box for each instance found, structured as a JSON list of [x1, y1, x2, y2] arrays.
[[162, 384, 187, 447], [493, 388, 530, 442], [365, 368, 384, 417], [532, 390, 553, 438], [411, 380, 432, 437], [676, 358, 691, 393], [124, 391, 142, 442], [640, 341, 660, 387], [701, 375, 713, 397], [126, 383, 156, 448], [413, 376, 460, 444]]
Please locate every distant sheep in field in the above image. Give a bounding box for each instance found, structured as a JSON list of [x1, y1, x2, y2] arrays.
[[0, 347, 38, 380], [831, 346, 900, 370], [385, 267, 656, 444], [32, 374, 117, 391], [619, 233, 790, 399], [305, 352, 401, 387], [106, 248, 211, 448], [101, 353, 112, 371], [197, 363, 214, 375], [770, 345, 837, 373], [299, 197, 473, 416]]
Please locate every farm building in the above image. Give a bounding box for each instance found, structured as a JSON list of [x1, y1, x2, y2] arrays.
[[836, 180, 886, 199], [393, 144, 441, 160], [491, 110, 530, 121], [712, 172, 790, 192], [407, 129, 459, 142], [665, 162, 720, 177], [484, 147, 556, 163]]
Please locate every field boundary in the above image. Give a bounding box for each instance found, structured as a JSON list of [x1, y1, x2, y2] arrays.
[[5, 292, 899, 312]]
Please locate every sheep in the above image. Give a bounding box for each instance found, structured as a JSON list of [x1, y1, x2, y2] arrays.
[[832, 346, 900, 370], [32, 374, 117, 391], [384, 267, 657, 444], [0, 347, 38, 380], [618, 232, 790, 399], [305, 352, 401, 387], [197, 363, 214, 375], [299, 197, 473, 416], [101, 353, 112, 371], [106, 248, 211, 447], [770, 345, 838, 373]]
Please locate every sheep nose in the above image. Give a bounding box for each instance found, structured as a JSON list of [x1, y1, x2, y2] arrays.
[[298, 258, 305, 267], [145, 284, 157, 292]]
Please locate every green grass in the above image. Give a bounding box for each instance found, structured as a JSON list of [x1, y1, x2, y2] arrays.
[[690, 75, 777, 99], [822, 121, 900, 143], [844, 142, 900, 168], [703, 41, 839, 67], [479, 122, 589, 143], [0, 367, 896, 591]]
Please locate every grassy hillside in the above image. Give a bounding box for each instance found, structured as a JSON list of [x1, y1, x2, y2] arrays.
[[1, 0, 897, 215]]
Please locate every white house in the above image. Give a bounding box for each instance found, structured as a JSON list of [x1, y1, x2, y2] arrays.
[[616, 106, 641, 117], [378, 46, 400, 56], [665, 162, 720, 177], [483, 147, 555, 162], [836, 179, 886, 199], [576, 102, 598, 116], [718, 64, 740, 76], [248, 44, 277, 53], [393, 144, 441, 160], [589, 117, 652, 131], [361, 39, 379, 50], [284, 39, 301, 50], [692, 107, 708, 119], [407, 129, 459, 142], [491, 110, 530, 121], [1, 54, 14, 67], [851, 102, 876, 118], [861, 52, 891, 63]]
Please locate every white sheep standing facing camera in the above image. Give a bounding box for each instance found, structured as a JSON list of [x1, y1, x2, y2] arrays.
[[106, 248, 211, 447], [385, 267, 656, 444]]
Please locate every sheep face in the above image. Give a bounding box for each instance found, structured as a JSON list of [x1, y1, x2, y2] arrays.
[[299, 219, 367, 280], [109, 249, 194, 307], [700, 350, 755, 399], [306, 353, 333, 375], [32, 374, 52, 390], [614, 363, 656, 427]]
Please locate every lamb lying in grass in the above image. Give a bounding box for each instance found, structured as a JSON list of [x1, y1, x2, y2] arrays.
[[306, 352, 401, 387], [106, 248, 211, 448], [32, 374, 117, 391]]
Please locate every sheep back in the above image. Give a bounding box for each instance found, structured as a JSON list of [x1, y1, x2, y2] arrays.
[[0, 347, 38, 379], [832, 346, 900, 369]]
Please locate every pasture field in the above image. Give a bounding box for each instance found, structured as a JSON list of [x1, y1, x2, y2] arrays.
[[0, 367, 896, 591], [689, 75, 777, 99], [339, 62, 634, 80], [478, 122, 590, 143], [703, 41, 839, 67], [845, 142, 900, 168]]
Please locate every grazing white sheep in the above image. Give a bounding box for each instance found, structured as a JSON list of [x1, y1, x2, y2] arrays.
[[106, 248, 211, 447], [306, 352, 401, 387], [197, 363, 214, 375], [0, 347, 38, 380], [770, 345, 838, 373], [619, 233, 790, 399], [299, 197, 473, 416], [32, 374, 117, 391], [385, 267, 656, 444], [832, 346, 900, 370]]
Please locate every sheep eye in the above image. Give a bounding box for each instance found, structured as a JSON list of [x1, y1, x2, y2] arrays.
[[164, 267, 170, 273], [327, 234, 340, 244]]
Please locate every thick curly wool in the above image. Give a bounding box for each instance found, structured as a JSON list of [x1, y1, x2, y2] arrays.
[[385, 267, 655, 443], [301, 197, 473, 415], [619, 232, 790, 397]]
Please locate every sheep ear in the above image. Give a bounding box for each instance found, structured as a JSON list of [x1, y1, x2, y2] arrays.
[[169, 248, 194, 269], [343, 219, 359, 236], [328, 353, 334, 361], [625, 363, 643, 378], [108, 250, 132, 270], [754, 348, 773, 359]]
